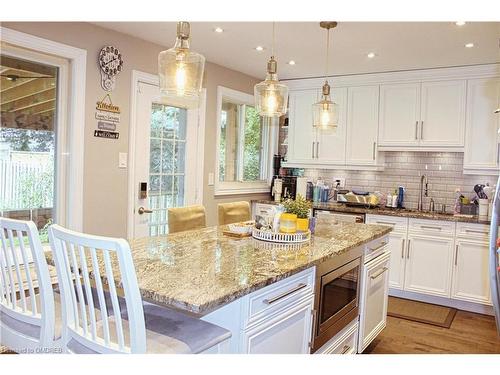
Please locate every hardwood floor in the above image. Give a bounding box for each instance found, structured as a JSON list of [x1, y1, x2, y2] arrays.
[[364, 310, 500, 354]]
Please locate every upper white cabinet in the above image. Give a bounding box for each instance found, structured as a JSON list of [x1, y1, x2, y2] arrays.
[[420, 80, 466, 147], [346, 85, 380, 166], [378, 80, 466, 150], [378, 83, 421, 147], [287, 89, 318, 164], [315, 87, 347, 165], [463, 78, 500, 175]]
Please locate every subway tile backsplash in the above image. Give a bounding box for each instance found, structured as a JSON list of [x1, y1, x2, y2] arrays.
[[303, 152, 499, 212]]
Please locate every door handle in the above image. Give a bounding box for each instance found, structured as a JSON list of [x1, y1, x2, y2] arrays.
[[341, 345, 351, 354], [372, 142, 376, 160], [421, 121, 424, 140], [312, 142, 315, 158], [138, 207, 153, 215], [415, 121, 418, 140], [316, 141, 320, 159], [407, 239, 411, 259], [454, 244, 459, 266], [263, 283, 308, 304], [368, 241, 387, 252], [401, 239, 405, 259], [370, 267, 389, 280]]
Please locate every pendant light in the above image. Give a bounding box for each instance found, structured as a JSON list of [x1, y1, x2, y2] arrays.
[[254, 22, 289, 117], [158, 22, 205, 101], [313, 22, 339, 130]]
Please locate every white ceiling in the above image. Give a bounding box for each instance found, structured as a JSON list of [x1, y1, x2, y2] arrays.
[[94, 22, 500, 80]]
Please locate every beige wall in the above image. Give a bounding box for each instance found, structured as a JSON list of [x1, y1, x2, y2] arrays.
[[2, 22, 269, 236]]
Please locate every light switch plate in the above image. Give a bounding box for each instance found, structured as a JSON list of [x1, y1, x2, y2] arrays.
[[119, 152, 127, 169], [208, 172, 215, 186], [331, 177, 346, 188]]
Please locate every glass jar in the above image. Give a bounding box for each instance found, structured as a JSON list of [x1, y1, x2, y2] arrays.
[[280, 213, 297, 233]]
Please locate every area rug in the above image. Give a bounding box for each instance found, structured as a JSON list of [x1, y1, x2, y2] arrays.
[[387, 296, 457, 328]]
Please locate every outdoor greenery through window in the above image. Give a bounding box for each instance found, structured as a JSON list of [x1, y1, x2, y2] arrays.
[[218, 91, 268, 188], [0, 54, 57, 243]]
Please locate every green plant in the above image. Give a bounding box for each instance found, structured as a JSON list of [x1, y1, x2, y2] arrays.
[[282, 194, 311, 219]]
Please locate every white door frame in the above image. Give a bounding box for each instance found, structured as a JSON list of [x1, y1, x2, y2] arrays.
[[0, 27, 86, 231], [127, 70, 206, 238]]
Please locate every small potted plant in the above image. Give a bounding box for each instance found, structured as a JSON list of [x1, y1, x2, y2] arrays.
[[282, 194, 311, 232]]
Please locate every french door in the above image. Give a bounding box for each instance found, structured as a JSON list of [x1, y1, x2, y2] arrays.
[[132, 79, 203, 238]]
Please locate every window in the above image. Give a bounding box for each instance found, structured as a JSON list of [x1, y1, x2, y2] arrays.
[[216, 86, 275, 195], [148, 104, 187, 236]]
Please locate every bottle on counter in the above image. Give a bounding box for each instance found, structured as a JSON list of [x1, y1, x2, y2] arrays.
[[397, 186, 405, 208], [306, 181, 314, 201], [386, 192, 393, 208], [391, 190, 398, 208]]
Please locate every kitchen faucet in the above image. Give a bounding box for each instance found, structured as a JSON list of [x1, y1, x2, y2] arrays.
[[418, 174, 428, 211]]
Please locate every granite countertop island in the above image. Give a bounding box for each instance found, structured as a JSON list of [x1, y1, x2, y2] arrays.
[[101, 222, 390, 316]]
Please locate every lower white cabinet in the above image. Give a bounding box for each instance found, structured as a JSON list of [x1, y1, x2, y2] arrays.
[[386, 231, 406, 290], [404, 234, 454, 298], [240, 297, 314, 354], [452, 238, 492, 305], [358, 250, 391, 353]]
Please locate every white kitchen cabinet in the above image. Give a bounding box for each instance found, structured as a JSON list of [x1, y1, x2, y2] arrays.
[[420, 80, 466, 147], [386, 231, 406, 291], [378, 80, 466, 150], [404, 234, 454, 298], [240, 297, 314, 354], [452, 238, 492, 305], [378, 82, 421, 147], [358, 250, 391, 353], [346, 85, 380, 166], [315, 319, 358, 354], [463, 78, 500, 175], [287, 89, 318, 164], [315, 87, 347, 165]]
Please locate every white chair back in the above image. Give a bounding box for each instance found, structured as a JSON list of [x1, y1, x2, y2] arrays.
[[48, 225, 146, 353], [0, 217, 55, 352]]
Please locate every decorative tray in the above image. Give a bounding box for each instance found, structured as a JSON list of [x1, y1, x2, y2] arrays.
[[252, 228, 311, 243]]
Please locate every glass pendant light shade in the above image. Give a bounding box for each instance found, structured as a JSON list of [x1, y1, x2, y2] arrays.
[[158, 22, 205, 100], [313, 81, 339, 130], [254, 57, 289, 117]]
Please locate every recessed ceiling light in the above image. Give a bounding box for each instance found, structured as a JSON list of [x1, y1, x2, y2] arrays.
[[255, 46, 264, 51], [367, 52, 376, 59], [455, 21, 466, 26], [288, 60, 296, 65], [465, 42, 475, 48], [214, 27, 224, 33]]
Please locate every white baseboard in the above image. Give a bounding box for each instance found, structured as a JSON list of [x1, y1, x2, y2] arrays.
[[389, 288, 494, 316]]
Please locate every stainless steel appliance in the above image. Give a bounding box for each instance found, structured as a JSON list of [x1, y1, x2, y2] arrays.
[[488, 175, 500, 335], [311, 249, 362, 352]]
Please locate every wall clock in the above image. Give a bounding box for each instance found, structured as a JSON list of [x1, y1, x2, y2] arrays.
[[98, 45, 123, 91]]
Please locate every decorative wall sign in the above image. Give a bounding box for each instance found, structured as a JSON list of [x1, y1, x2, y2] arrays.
[[97, 121, 116, 131], [94, 130, 119, 139], [95, 94, 121, 122], [98, 45, 124, 91]]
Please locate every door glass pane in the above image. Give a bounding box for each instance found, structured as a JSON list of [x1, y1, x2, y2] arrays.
[[148, 103, 187, 236], [0, 55, 58, 245]]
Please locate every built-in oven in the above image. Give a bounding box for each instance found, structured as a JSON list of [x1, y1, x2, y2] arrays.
[[311, 248, 362, 353]]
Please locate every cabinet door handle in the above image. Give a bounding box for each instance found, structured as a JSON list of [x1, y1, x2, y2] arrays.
[[465, 229, 488, 235], [371, 267, 389, 280], [454, 244, 459, 266], [316, 141, 320, 159], [312, 142, 315, 158], [421, 120, 424, 140], [420, 225, 442, 231], [263, 283, 307, 305], [407, 239, 411, 259], [368, 241, 387, 252], [376, 221, 397, 226], [341, 345, 351, 354], [372, 142, 376, 160], [415, 121, 418, 140], [401, 239, 405, 259]]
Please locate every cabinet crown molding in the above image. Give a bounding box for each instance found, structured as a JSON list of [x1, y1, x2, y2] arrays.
[[284, 63, 500, 90]]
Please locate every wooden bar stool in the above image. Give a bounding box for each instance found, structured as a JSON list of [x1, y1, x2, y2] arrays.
[[218, 201, 251, 225], [48, 225, 230, 353], [0, 218, 61, 353], [168, 205, 206, 234]]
